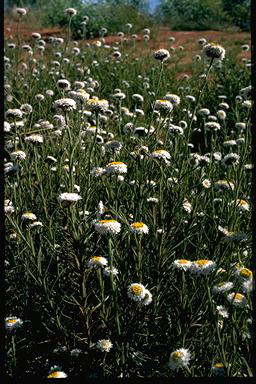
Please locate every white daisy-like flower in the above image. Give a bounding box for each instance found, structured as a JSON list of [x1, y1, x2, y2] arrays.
[[5, 317, 23, 330], [57, 79, 70, 90], [88, 256, 108, 269], [234, 267, 252, 283], [214, 180, 235, 190], [64, 7, 77, 16], [5, 108, 23, 119], [4, 121, 11, 132], [132, 94, 144, 103], [94, 220, 121, 235], [4, 200, 15, 214], [244, 163, 253, 170], [29, 221, 43, 228], [105, 161, 127, 174], [96, 339, 113, 352], [147, 197, 159, 204], [153, 49, 170, 62], [231, 199, 249, 211], [173, 259, 192, 271], [204, 121, 221, 131], [202, 179, 211, 188], [127, 283, 146, 302], [216, 305, 229, 318], [141, 289, 153, 305], [164, 94, 180, 105], [183, 199, 192, 213], [212, 362, 225, 376], [223, 140, 237, 147], [86, 98, 109, 112], [190, 259, 217, 275], [53, 98, 77, 111], [203, 42, 225, 60], [103, 266, 119, 277], [154, 99, 173, 112], [16, 7, 27, 16], [58, 193, 81, 204], [47, 367, 67, 378], [24, 134, 43, 143], [212, 281, 234, 294], [10, 150, 26, 160], [129, 222, 149, 234], [21, 212, 37, 221], [198, 108, 210, 116], [222, 153, 240, 167], [149, 149, 170, 160], [241, 280, 253, 293], [227, 292, 247, 307], [168, 348, 191, 371]]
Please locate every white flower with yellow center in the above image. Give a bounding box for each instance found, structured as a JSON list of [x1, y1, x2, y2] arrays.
[[5, 317, 23, 330], [94, 220, 121, 235], [227, 292, 247, 307], [149, 149, 170, 160], [129, 222, 149, 234], [173, 259, 192, 271], [154, 99, 173, 112], [96, 339, 113, 352], [203, 42, 225, 60], [47, 366, 67, 378], [88, 256, 108, 269], [190, 259, 217, 275], [127, 283, 146, 302], [53, 98, 77, 111], [163, 93, 180, 105], [90, 167, 106, 177], [86, 98, 109, 112], [168, 348, 191, 371], [234, 267, 252, 283], [105, 161, 127, 174], [232, 199, 249, 211], [212, 362, 225, 376], [21, 212, 37, 221]]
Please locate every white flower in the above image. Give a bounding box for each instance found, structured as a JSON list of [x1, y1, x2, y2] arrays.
[[29, 221, 43, 228], [227, 292, 247, 307], [94, 220, 121, 235], [5, 317, 23, 330], [212, 282, 234, 294], [141, 289, 153, 305], [104, 141, 122, 153], [203, 43, 225, 60], [58, 193, 81, 204], [211, 362, 225, 376], [5, 108, 23, 119], [96, 339, 113, 352], [90, 167, 106, 177], [105, 162, 127, 174], [223, 140, 237, 147], [234, 267, 252, 283], [21, 212, 37, 221], [64, 7, 77, 16], [47, 368, 67, 378], [173, 259, 192, 271], [153, 49, 170, 62], [204, 121, 221, 131], [183, 199, 192, 213], [202, 179, 211, 188], [53, 98, 77, 111], [198, 108, 210, 116], [103, 266, 119, 277], [149, 149, 170, 160], [231, 199, 249, 211], [86, 98, 109, 112], [216, 305, 229, 318], [24, 134, 43, 143], [214, 180, 234, 190], [190, 259, 217, 275], [168, 348, 191, 371], [4, 200, 15, 214], [164, 94, 180, 105], [127, 283, 146, 302], [154, 99, 173, 112], [88, 256, 108, 269], [222, 153, 240, 167], [129, 222, 149, 234], [10, 150, 26, 160], [16, 8, 27, 16]]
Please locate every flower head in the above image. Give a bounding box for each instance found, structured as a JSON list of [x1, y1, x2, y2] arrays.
[[190, 259, 217, 275], [216, 305, 229, 318], [154, 99, 173, 112], [88, 256, 108, 269], [149, 149, 170, 160], [64, 8, 77, 17], [127, 283, 146, 302], [203, 43, 225, 60], [153, 49, 170, 62], [47, 366, 67, 378], [212, 281, 234, 294], [21, 212, 37, 221], [105, 161, 127, 174], [141, 289, 153, 305], [86, 98, 109, 112], [53, 98, 77, 111], [129, 222, 149, 234], [24, 134, 43, 144], [173, 259, 192, 271], [94, 220, 121, 235], [215, 180, 234, 191], [227, 292, 247, 307], [103, 266, 119, 277], [169, 348, 191, 371], [5, 317, 23, 331], [234, 267, 253, 283], [58, 192, 81, 205], [97, 339, 113, 352]]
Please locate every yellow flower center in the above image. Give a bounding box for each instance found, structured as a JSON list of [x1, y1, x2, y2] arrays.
[[214, 362, 224, 369], [234, 293, 244, 301], [92, 256, 101, 262], [196, 259, 210, 267], [99, 220, 117, 224], [237, 199, 248, 206], [131, 285, 143, 295], [239, 268, 252, 279], [7, 319, 17, 324], [178, 259, 190, 264], [172, 351, 183, 362], [218, 282, 225, 287], [131, 222, 145, 229], [48, 372, 61, 378], [108, 162, 125, 165], [154, 149, 164, 153]]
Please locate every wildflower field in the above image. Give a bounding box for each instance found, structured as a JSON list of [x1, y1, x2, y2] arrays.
[[4, 7, 252, 378]]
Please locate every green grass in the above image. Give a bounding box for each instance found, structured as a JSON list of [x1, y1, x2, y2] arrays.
[[4, 10, 252, 379]]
